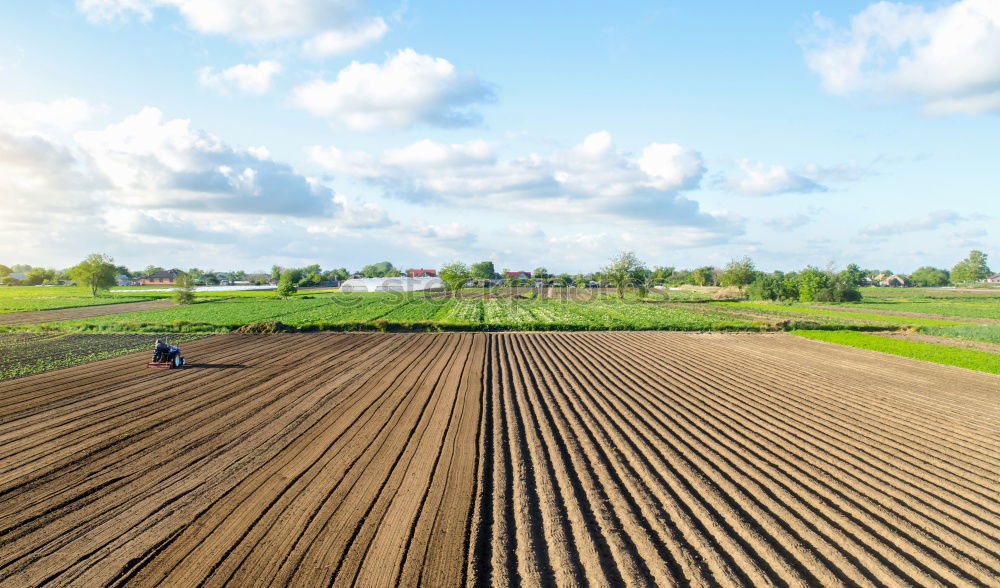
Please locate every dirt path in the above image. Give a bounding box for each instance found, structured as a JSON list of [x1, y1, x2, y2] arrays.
[[0, 298, 174, 326], [0, 332, 996, 586]]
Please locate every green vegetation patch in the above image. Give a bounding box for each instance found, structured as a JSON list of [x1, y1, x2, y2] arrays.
[[791, 330, 1000, 375]]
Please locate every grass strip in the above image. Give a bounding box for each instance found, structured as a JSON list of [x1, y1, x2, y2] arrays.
[[791, 329, 1000, 375]]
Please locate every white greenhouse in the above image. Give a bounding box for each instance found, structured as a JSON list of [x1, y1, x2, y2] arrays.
[[339, 277, 446, 293]]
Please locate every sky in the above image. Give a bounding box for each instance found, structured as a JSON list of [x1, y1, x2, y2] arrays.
[[0, 0, 996, 274]]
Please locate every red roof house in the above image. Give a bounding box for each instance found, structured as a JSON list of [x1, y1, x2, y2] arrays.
[[407, 268, 438, 278], [505, 271, 532, 279]]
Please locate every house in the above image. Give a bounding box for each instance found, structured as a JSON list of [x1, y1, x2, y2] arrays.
[[9, 272, 27, 281], [505, 271, 532, 280], [140, 269, 180, 286], [407, 268, 437, 278], [881, 274, 907, 287], [986, 273, 1000, 283]]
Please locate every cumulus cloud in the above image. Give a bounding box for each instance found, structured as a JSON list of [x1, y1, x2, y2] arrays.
[[310, 131, 737, 244], [0, 98, 94, 132], [292, 49, 495, 130], [78, 0, 387, 53], [302, 17, 388, 56], [802, 0, 1000, 114], [198, 60, 282, 94], [724, 159, 827, 196], [75, 107, 336, 216]]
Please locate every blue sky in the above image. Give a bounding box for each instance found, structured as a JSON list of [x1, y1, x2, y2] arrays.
[[0, 0, 996, 273]]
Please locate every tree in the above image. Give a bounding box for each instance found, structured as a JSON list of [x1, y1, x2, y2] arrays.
[[471, 261, 496, 280], [173, 272, 196, 304], [689, 266, 715, 286], [361, 261, 397, 278], [747, 273, 798, 301], [143, 265, 164, 277], [26, 268, 47, 285], [837, 263, 865, 288], [797, 266, 830, 302], [69, 254, 117, 296], [602, 251, 647, 299], [909, 266, 950, 287], [533, 267, 550, 280], [649, 266, 674, 286], [270, 265, 284, 281], [719, 257, 756, 292], [0, 264, 10, 277], [951, 250, 991, 283], [439, 261, 471, 291], [276, 270, 298, 297]]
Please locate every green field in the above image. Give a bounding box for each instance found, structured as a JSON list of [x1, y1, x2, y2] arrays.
[[14, 295, 759, 332], [3, 288, 997, 376], [792, 330, 1000, 375], [834, 288, 1000, 320]]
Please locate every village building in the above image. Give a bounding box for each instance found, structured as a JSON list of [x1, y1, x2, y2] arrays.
[[407, 268, 437, 278], [140, 270, 180, 286]]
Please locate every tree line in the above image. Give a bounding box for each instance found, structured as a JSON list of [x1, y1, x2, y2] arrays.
[[1, 250, 992, 301]]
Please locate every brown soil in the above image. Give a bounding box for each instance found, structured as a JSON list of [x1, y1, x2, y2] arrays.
[[875, 330, 1000, 354], [0, 333, 996, 586], [0, 299, 174, 326]]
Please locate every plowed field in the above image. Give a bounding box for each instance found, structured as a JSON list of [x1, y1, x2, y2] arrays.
[[0, 298, 173, 326], [0, 333, 996, 587]]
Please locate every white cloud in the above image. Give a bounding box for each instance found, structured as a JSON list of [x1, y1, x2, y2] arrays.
[[78, 0, 387, 53], [803, 0, 1000, 114], [303, 17, 387, 56], [75, 107, 336, 216], [0, 98, 94, 132], [198, 60, 283, 95], [311, 131, 736, 243], [723, 159, 827, 196], [638, 143, 705, 190], [292, 49, 495, 130]]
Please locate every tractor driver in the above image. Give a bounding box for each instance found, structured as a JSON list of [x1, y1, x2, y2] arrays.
[[153, 339, 171, 362]]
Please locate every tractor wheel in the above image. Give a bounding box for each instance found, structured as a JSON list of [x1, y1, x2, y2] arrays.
[[174, 355, 182, 368]]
